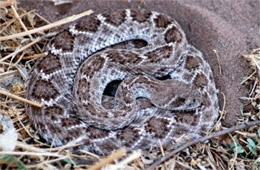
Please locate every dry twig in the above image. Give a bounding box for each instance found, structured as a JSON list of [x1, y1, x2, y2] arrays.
[[0, 89, 42, 107], [147, 120, 260, 170], [0, 10, 93, 41], [88, 148, 126, 170]]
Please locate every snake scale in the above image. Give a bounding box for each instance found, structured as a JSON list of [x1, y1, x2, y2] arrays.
[[25, 9, 219, 155]]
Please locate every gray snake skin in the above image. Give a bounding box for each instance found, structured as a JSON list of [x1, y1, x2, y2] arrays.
[[26, 9, 219, 155]]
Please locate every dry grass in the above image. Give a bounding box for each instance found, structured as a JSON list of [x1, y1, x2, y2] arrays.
[[0, 1, 259, 169]]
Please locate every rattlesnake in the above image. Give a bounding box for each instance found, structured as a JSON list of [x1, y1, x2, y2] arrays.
[[25, 9, 219, 155]]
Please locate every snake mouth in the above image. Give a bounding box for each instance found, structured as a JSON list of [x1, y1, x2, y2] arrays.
[[167, 94, 202, 111], [185, 97, 202, 110]]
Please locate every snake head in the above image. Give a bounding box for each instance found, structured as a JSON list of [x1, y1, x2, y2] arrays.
[[169, 89, 202, 111], [150, 79, 202, 111]]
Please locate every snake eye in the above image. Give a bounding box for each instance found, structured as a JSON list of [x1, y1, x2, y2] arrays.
[[179, 97, 186, 103]]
